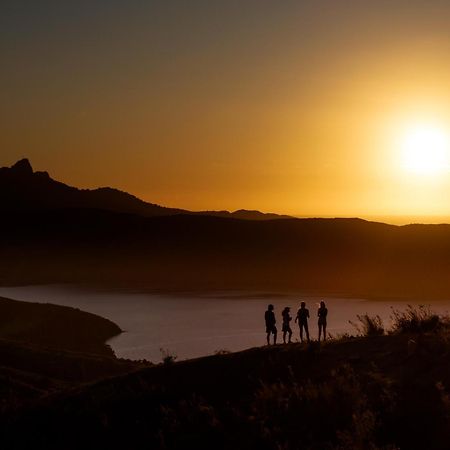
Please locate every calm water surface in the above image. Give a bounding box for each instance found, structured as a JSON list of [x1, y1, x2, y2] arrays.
[[0, 285, 449, 362]]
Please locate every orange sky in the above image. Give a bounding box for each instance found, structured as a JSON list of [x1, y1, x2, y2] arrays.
[[1, 1, 450, 221]]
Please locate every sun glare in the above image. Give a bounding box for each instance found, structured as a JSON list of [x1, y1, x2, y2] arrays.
[[400, 124, 450, 176]]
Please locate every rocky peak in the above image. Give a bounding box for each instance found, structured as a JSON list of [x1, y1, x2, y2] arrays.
[[10, 158, 34, 176]]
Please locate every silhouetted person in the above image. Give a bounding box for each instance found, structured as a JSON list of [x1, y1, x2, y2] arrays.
[[265, 304, 277, 345], [318, 301, 328, 341], [295, 301, 310, 343], [281, 307, 293, 344]]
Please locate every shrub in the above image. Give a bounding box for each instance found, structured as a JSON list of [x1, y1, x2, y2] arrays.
[[390, 305, 448, 334], [251, 365, 395, 449], [214, 349, 231, 355], [160, 348, 177, 365], [350, 314, 385, 337], [158, 395, 223, 448]]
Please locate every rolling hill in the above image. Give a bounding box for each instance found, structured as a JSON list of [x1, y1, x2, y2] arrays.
[[0, 159, 290, 220], [1, 208, 450, 297], [3, 321, 450, 450], [0, 296, 121, 356], [0, 296, 141, 417], [1, 159, 450, 298]]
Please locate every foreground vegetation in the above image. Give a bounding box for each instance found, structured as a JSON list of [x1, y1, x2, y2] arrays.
[[2, 305, 450, 449], [0, 297, 143, 416]]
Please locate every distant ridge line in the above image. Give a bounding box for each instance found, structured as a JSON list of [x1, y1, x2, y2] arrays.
[[0, 158, 291, 221]]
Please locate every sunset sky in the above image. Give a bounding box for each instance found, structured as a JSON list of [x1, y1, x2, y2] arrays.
[[2, 1, 450, 220]]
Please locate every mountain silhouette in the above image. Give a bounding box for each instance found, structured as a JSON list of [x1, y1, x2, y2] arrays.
[[0, 159, 290, 220], [2, 206, 450, 298], [3, 158, 450, 298]]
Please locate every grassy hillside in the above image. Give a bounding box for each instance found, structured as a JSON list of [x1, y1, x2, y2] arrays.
[[0, 339, 140, 411], [0, 297, 143, 415], [3, 310, 450, 450]]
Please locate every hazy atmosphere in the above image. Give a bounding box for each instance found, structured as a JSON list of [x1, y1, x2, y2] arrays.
[[2, 0, 450, 218], [3, 2, 450, 449]]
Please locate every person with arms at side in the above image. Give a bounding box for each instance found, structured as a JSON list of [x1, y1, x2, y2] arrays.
[[318, 301, 328, 342], [265, 304, 277, 345], [295, 301, 310, 343]]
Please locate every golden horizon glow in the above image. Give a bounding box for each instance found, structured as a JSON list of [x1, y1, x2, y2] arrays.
[[2, 2, 450, 220]]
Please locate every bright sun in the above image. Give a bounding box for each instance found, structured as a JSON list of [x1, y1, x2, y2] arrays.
[[400, 124, 450, 176]]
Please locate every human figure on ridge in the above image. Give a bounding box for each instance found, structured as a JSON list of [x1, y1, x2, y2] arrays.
[[281, 306, 293, 344], [318, 300, 328, 342], [265, 304, 277, 345], [295, 301, 310, 343]]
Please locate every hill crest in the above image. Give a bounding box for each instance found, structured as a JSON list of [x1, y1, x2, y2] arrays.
[[0, 159, 290, 220]]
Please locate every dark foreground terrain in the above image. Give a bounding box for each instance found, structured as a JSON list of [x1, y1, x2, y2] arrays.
[[0, 297, 142, 415], [2, 302, 450, 450]]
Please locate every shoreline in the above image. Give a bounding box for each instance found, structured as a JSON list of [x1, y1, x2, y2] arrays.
[[1, 281, 450, 303]]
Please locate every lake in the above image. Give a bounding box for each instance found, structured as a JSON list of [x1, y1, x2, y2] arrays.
[[0, 285, 448, 362]]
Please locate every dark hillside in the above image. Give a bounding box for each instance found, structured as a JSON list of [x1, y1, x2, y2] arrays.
[[1, 209, 450, 298], [4, 329, 450, 449], [0, 296, 121, 357], [0, 158, 185, 217], [0, 339, 138, 409], [2, 158, 450, 297], [0, 159, 289, 220], [0, 297, 142, 414]]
